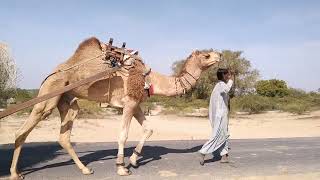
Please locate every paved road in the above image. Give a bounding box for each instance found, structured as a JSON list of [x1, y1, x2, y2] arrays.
[[1, 137, 320, 179]]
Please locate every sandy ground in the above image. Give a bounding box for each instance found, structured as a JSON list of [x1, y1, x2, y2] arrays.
[[1, 111, 320, 144]]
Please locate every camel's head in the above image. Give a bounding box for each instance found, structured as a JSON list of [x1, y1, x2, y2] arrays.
[[191, 49, 221, 70]]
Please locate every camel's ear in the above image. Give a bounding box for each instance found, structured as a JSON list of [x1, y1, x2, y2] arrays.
[[192, 50, 200, 56]]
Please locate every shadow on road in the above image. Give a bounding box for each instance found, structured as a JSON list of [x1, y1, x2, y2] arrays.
[[129, 144, 202, 168], [0, 141, 207, 177], [0, 142, 63, 177]]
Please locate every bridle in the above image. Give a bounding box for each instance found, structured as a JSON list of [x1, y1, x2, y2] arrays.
[[175, 70, 199, 95]]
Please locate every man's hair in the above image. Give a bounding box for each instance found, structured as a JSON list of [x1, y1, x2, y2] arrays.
[[217, 68, 229, 81]]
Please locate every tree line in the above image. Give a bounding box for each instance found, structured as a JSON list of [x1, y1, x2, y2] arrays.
[[1, 45, 319, 114]]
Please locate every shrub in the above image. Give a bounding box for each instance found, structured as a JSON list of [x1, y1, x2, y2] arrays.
[[77, 100, 103, 118], [15, 88, 33, 102], [256, 79, 289, 97], [232, 95, 277, 114], [280, 102, 309, 115]]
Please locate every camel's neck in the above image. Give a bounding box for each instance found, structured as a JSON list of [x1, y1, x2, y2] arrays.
[[149, 68, 202, 97]]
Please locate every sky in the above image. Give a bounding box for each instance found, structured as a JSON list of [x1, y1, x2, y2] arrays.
[[0, 0, 319, 91]]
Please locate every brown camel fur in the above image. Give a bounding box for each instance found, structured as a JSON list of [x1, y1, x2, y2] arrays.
[[9, 37, 221, 179]]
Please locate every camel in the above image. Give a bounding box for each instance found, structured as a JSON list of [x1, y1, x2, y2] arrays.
[[9, 37, 221, 179]]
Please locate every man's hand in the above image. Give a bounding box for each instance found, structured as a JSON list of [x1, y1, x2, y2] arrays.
[[228, 70, 236, 98]]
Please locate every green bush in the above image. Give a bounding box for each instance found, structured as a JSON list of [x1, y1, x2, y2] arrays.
[[287, 88, 307, 98], [280, 102, 309, 115], [0, 89, 14, 107], [256, 79, 289, 97], [15, 88, 33, 102], [232, 95, 277, 114], [77, 100, 103, 118]]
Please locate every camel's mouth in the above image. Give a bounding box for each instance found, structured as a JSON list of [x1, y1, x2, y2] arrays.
[[206, 58, 220, 67], [205, 51, 221, 67], [209, 59, 220, 66]]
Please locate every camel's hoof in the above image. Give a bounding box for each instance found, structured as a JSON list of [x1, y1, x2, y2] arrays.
[[129, 155, 138, 167], [117, 166, 132, 176], [10, 173, 24, 180], [81, 167, 94, 175]]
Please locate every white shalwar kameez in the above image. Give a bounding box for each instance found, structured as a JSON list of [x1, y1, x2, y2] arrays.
[[199, 79, 233, 156]]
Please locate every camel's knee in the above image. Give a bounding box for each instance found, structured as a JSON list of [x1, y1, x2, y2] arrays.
[[31, 105, 45, 116], [14, 131, 28, 144], [142, 120, 153, 139], [58, 95, 79, 120], [31, 105, 53, 120], [59, 136, 72, 148], [69, 106, 79, 120], [118, 137, 128, 145], [144, 129, 153, 139], [41, 109, 53, 119], [59, 139, 70, 148], [118, 133, 128, 145]]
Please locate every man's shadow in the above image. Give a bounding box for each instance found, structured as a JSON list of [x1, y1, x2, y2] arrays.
[[130, 143, 225, 169], [129, 144, 204, 168]]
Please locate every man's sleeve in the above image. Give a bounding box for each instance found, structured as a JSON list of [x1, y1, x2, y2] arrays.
[[221, 80, 234, 94]]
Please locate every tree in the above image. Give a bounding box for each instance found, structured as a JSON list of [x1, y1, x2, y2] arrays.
[[256, 79, 289, 97], [171, 59, 186, 75], [172, 50, 260, 100], [0, 43, 17, 107]]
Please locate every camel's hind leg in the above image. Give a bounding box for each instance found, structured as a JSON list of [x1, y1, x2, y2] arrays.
[[10, 88, 62, 179], [57, 94, 93, 175], [129, 106, 153, 167]]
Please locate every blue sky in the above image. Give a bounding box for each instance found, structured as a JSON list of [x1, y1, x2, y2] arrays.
[[1, 0, 319, 91]]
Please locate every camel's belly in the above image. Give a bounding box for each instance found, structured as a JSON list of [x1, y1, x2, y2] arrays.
[[69, 76, 126, 106]]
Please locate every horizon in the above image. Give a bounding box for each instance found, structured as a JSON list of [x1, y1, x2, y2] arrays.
[[1, 0, 319, 91]]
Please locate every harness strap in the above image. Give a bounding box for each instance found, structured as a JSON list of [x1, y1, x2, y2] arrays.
[[175, 70, 198, 95], [181, 76, 193, 87], [178, 78, 187, 94], [133, 149, 141, 156], [116, 163, 125, 167], [184, 71, 197, 81]]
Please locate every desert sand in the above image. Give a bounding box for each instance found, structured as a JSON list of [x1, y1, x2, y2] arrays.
[[1, 111, 320, 144]]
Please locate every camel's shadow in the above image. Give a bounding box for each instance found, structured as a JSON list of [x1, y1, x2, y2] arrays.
[[0, 142, 63, 177], [0, 141, 221, 177]]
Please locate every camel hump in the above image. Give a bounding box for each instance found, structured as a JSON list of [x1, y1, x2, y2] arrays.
[[75, 37, 102, 54], [64, 37, 103, 65]]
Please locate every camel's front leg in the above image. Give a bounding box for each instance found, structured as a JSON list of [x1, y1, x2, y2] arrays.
[[116, 98, 138, 176], [129, 106, 153, 167]]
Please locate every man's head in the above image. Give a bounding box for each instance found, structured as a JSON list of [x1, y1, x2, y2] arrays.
[[217, 68, 231, 82]]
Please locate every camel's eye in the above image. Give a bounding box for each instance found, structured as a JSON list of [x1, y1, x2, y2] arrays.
[[204, 54, 210, 59]]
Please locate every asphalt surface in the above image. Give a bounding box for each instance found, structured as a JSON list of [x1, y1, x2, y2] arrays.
[[1, 137, 320, 180]]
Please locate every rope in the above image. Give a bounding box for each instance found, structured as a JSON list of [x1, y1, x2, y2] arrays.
[[107, 73, 112, 102], [58, 54, 105, 72], [41, 53, 105, 85]]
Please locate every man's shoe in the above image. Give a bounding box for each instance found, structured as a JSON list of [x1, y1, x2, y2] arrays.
[[199, 153, 205, 166], [220, 154, 229, 163]]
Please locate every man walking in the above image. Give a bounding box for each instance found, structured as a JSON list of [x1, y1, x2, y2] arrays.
[[199, 68, 234, 165]]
